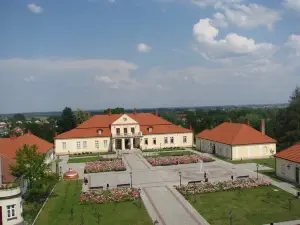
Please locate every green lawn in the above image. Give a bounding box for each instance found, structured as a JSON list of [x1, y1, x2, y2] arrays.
[[35, 180, 152, 225], [258, 170, 282, 182], [231, 158, 275, 169], [187, 186, 300, 225], [68, 156, 104, 163]]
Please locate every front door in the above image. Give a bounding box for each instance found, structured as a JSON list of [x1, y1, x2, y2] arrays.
[[296, 168, 300, 183]]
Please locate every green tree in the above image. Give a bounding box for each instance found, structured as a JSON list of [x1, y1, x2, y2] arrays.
[[74, 108, 89, 125], [13, 113, 26, 121], [104, 107, 125, 114], [10, 144, 50, 188], [57, 107, 76, 134]]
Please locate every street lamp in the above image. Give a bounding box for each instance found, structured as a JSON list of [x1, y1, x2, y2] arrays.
[[256, 164, 259, 180], [153, 220, 159, 225], [130, 172, 133, 188], [179, 171, 182, 186], [228, 211, 232, 225]]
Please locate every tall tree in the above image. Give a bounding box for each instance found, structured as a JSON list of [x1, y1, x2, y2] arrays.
[[13, 113, 26, 121], [10, 144, 50, 188], [104, 107, 125, 114], [74, 108, 89, 125], [57, 107, 76, 134], [275, 87, 300, 150]]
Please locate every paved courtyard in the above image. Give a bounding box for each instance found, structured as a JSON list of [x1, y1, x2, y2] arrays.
[[59, 150, 300, 225]]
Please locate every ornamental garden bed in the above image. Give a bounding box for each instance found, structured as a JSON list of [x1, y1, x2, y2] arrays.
[[34, 181, 152, 225], [147, 155, 214, 166], [175, 178, 271, 195], [69, 151, 116, 158], [142, 147, 185, 152], [145, 151, 195, 158], [80, 188, 140, 204], [84, 159, 126, 173]]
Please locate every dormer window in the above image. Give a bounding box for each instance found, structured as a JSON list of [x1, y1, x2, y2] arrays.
[[148, 127, 153, 132], [97, 129, 103, 135]]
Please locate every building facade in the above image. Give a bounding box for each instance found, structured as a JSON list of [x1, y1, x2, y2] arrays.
[[0, 185, 23, 225], [196, 120, 277, 160], [55, 110, 193, 155], [274, 143, 300, 185]]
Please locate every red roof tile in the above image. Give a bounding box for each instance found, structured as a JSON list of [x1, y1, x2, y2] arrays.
[[196, 122, 276, 145], [274, 143, 300, 164], [56, 113, 191, 139], [0, 133, 53, 183]]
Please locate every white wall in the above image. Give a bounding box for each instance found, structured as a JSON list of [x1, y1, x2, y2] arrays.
[[196, 138, 232, 159], [232, 143, 276, 160], [0, 187, 23, 225], [111, 115, 140, 135], [45, 148, 55, 164], [140, 133, 193, 150], [55, 137, 111, 155], [275, 158, 300, 184]]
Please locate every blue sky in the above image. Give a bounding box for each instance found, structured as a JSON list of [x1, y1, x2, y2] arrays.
[[1, 0, 300, 113]]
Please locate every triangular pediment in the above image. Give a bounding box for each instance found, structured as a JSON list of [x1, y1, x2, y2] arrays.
[[112, 114, 138, 125]]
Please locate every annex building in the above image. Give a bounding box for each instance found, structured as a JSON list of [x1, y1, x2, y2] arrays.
[[274, 143, 300, 185], [55, 109, 193, 155], [196, 120, 277, 160]]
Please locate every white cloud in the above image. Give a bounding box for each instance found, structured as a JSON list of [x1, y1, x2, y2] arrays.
[[216, 4, 281, 30], [108, 0, 116, 3], [24, 76, 35, 82], [137, 43, 152, 53], [27, 4, 43, 14], [156, 84, 171, 91], [284, 0, 300, 11], [191, 0, 244, 8], [285, 34, 300, 56], [193, 18, 274, 57]]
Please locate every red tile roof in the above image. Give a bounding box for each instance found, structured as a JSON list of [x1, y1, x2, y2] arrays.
[[274, 143, 300, 164], [0, 133, 53, 183], [56, 113, 192, 139], [196, 122, 276, 145]]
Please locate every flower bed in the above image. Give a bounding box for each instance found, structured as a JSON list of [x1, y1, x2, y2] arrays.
[[176, 178, 271, 195], [80, 188, 140, 204], [147, 155, 214, 166], [84, 159, 126, 173]]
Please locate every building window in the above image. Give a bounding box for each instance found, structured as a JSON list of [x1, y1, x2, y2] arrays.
[[170, 137, 174, 144], [7, 205, 16, 219], [97, 129, 102, 135], [104, 140, 108, 147], [95, 140, 99, 149], [124, 128, 128, 134], [183, 136, 187, 143], [62, 142, 66, 149], [153, 138, 156, 145], [131, 127, 135, 134], [83, 141, 87, 149], [76, 141, 81, 149], [145, 138, 148, 145], [116, 128, 120, 134], [164, 137, 168, 144]]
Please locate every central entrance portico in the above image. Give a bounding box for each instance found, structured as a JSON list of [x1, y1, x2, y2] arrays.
[[115, 137, 141, 150]]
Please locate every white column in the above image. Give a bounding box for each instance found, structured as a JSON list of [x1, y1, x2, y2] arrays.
[[130, 138, 134, 150], [122, 138, 125, 150], [112, 139, 115, 151]]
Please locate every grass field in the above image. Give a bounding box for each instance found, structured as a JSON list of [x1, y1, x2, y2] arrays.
[[231, 158, 275, 169], [142, 148, 185, 152], [258, 170, 282, 182], [68, 156, 104, 163], [35, 180, 152, 225], [187, 186, 300, 225]]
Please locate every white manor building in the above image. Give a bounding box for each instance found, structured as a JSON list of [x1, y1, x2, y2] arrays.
[[55, 109, 193, 154]]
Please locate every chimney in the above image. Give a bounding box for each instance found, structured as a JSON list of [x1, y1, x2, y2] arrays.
[[10, 133, 16, 140], [28, 129, 31, 134], [109, 108, 112, 116], [229, 119, 232, 123], [189, 124, 193, 130], [261, 119, 265, 135], [155, 109, 158, 117], [247, 120, 250, 126], [88, 112, 91, 119], [133, 108, 136, 115], [55, 132, 58, 137]]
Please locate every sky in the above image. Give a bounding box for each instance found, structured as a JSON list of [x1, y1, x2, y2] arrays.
[[1, 0, 300, 114]]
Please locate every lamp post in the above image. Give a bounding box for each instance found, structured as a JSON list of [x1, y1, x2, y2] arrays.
[[130, 172, 133, 188], [153, 220, 159, 225], [256, 164, 259, 180], [179, 171, 182, 186], [228, 211, 232, 225], [60, 166, 62, 179]]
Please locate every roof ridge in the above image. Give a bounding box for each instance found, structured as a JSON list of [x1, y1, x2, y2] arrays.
[[230, 123, 245, 144]]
